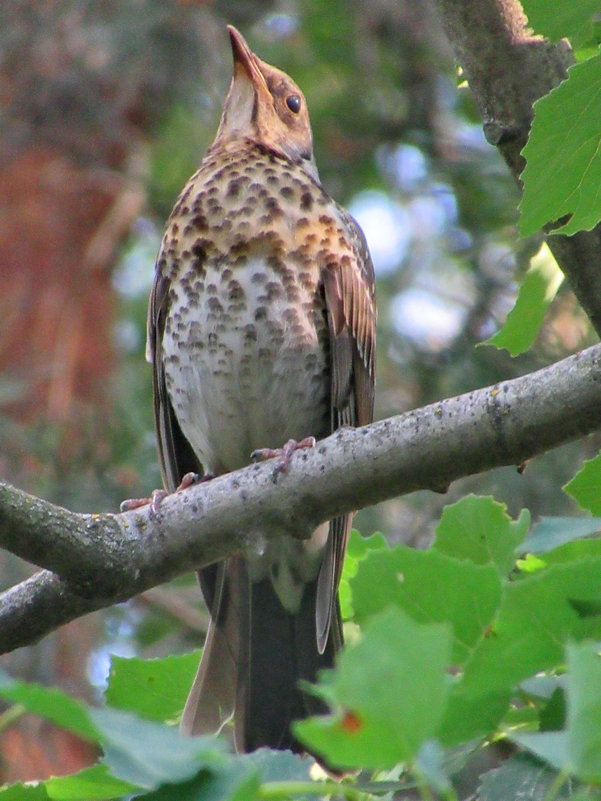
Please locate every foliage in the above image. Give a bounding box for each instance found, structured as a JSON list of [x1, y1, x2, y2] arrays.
[[519, 51, 601, 237], [5, 506, 601, 798], [490, 0, 601, 357]]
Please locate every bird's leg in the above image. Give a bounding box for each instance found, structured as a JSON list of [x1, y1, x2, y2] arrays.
[[120, 471, 211, 514], [251, 437, 316, 477]]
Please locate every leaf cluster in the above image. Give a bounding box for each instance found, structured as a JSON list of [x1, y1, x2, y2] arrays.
[[4, 492, 601, 799]]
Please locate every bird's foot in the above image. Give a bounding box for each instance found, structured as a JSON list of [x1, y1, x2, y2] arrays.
[[251, 437, 316, 477], [120, 472, 208, 514]]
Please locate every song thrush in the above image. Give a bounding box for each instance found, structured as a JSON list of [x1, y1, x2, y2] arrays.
[[148, 26, 376, 752]]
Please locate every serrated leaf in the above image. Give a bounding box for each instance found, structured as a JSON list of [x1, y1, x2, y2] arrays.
[[433, 495, 529, 574], [463, 559, 601, 697], [295, 607, 452, 769], [520, 51, 601, 237], [133, 764, 257, 801], [511, 731, 568, 771], [350, 545, 502, 663], [521, 0, 599, 42], [564, 452, 601, 514], [483, 244, 563, 356], [239, 748, 313, 782], [105, 652, 200, 722], [519, 516, 601, 554], [91, 707, 226, 789], [143, 750, 312, 801], [0, 669, 98, 742], [478, 752, 573, 801]]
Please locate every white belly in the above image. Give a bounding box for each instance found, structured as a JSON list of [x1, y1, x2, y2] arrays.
[[162, 256, 329, 474]]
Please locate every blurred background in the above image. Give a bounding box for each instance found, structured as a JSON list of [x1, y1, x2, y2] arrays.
[[0, 0, 596, 781]]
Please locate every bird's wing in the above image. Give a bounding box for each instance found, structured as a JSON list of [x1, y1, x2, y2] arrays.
[[324, 209, 376, 429], [147, 268, 203, 494], [317, 210, 376, 650]]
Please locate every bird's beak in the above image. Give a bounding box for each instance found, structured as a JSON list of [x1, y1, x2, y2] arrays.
[[227, 26, 270, 100]]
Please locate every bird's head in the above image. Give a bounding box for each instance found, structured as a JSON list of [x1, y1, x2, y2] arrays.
[[213, 26, 316, 174]]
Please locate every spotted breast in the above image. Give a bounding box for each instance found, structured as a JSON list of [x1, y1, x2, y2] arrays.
[[160, 141, 333, 476]]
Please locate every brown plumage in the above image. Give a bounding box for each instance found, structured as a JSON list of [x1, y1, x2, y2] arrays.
[[147, 26, 376, 751]]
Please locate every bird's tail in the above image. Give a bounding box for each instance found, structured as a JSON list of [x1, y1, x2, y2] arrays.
[[180, 555, 341, 751]]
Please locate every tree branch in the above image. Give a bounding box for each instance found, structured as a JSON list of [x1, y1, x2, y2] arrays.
[[2, 343, 601, 653], [434, 0, 601, 337]]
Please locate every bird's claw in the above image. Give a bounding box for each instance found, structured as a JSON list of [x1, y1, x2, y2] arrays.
[[251, 437, 316, 476], [119, 472, 206, 515]]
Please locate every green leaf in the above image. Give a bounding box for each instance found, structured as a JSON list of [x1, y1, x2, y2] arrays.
[[565, 640, 601, 781], [478, 752, 573, 801], [542, 538, 601, 567], [521, 0, 600, 42], [463, 559, 601, 697], [143, 750, 312, 801], [433, 495, 529, 574], [510, 642, 601, 782], [239, 748, 313, 782], [91, 707, 226, 789], [564, 452, 601, 514], [351, 544, 502, 663], [520, 51, 601, 237], [0, 785, 48, 800], [540, 688, 567, 732], [0, 669, 98, 742], [510, 731, 568, 771], [519, 516, 601, 554], [105, 652, 200, 722], [437, 683, 510, 746], [339, 529, 389, 620], [295, 607, 452, 769], [45, 765, 137, 800], [482, 244, 563, 356], [134, 765, 257, 801]]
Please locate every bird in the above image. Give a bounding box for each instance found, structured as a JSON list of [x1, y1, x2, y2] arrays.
[[146, 25, 376, 752]]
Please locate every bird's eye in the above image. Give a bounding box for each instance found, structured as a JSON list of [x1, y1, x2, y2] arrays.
[[286, 95, 301, 113]]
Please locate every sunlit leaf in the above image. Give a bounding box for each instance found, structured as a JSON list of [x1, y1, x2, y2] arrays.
[[433, 495, 528, 574], [520, 51, 601, 236], [483, 245, 563, 356], [295, 607, 451, 769], [521, 0, 600, 41], [351, 544, 502, 663], [463, 559, 601, 696], [105, 652, 200, 722], [564, 452, 601, 514]]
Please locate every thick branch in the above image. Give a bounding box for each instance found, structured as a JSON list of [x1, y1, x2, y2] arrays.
[[2, 343, 601, 652], [434, 0, 601, 337]]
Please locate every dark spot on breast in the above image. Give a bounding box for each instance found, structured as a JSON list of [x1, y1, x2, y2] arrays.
[[192, 243, 206, 261], [266, 281, 283, 300], [227, 179, 242, 198], [300, 191, 313, 211], [207, 297, 223, 312], [280, 186, 294, 199], [192, 214, 208, 231], [228, 280, 244, 300]]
